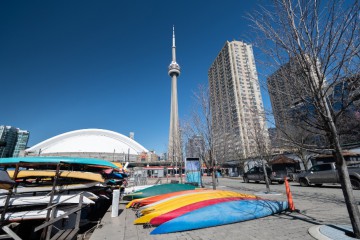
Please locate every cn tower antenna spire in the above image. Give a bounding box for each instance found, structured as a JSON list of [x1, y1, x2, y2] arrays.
[[172, 25, 176, 62]]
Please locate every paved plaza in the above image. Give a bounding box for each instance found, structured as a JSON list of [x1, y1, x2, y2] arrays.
[[88, 177, 360, 240]]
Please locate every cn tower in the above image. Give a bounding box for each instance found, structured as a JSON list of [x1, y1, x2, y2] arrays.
[[168, 26, 181, 163]]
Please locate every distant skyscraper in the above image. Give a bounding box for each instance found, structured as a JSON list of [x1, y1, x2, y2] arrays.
[[167, 27, 181, 163], [208, 40, 269, 161], [0, 125, 29, 157], [13, 130, 30, 157]]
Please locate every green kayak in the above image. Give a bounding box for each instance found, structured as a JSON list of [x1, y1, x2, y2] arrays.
[[122, 183, 196, 201]]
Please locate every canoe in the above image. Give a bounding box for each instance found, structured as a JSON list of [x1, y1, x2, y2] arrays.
[[151, 199, 288, 234], [4, 209, 66, 222], [0, 170, 15, 190], [0, 193, 94, 207], [134, 191, 257, 224], [150, 197, 251, 226], [0, 157, 118, 169], [0, 181, 101, 195], [122, 184, 196, 201], [126, 189, 208, 209], [7, 170, 105, 183]]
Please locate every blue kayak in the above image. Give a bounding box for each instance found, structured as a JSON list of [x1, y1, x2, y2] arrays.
[[151, 199, 288, 234], [106, 172, 126, 179]]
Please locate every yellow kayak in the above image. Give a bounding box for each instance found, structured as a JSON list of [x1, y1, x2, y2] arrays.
[[7, 170, 105, 183], [134, 190, 257, 224], [140, 190, 254, 214], [129, 189, 209, 209]]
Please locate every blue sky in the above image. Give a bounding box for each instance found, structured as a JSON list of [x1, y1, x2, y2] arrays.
[[0, 0, 273, 154]]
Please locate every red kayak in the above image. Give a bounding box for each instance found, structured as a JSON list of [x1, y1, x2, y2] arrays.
[[150, 197, 255, 226]]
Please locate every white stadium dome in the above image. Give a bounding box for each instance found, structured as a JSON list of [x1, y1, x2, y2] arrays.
[[25, 129, 148, 156]]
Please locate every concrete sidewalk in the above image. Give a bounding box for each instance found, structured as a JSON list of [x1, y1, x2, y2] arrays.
[[88, 178, 358, 240]]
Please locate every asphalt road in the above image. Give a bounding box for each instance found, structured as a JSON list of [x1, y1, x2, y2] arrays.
[[216, 176, 360, 207]]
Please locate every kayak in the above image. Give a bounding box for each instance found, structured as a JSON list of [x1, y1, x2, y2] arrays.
[[150, 197, 250, 226], [0, 193, 95, 207], [7, 170, 105, 183], [135, 191, 257, 224], [151, 199, 288, 234], [122, 183, 196, 201], [140, 190, 256, 214], [127, 189, 208, 209], [0, 170, 15, 190], [123, 185, 154, 196], [0, 156, 119, 169]]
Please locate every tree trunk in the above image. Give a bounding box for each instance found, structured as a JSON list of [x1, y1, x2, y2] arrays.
[[334, 146, 360, 238], [262, 161, 271, 193], [212, 169, 216, 190], [324, 95, 360, 237]]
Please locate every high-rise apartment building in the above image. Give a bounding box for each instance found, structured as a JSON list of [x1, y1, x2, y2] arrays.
[[267, 57, 321, 135], [0, 125, 29, 157], [208, 40, 269, 161]]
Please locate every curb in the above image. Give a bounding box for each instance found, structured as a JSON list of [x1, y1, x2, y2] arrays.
[[308, 226, 332, 240], [309, 225, 356, 240]]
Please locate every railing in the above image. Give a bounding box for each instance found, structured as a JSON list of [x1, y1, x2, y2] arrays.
[[34, 192, 85, 240]]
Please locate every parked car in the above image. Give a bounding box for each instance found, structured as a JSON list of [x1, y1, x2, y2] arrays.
[[242, 166, 287, 184], [295, 162, 360, 189]]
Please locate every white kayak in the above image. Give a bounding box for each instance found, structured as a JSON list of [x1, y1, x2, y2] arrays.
[[4, 209, 67, 221], [0, 194, 94, 207]]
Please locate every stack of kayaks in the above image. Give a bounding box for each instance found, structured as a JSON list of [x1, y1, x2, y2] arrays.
[[127, 188, 289, 234], [0, 157, 121, 194], [0, 157, 121, 224]]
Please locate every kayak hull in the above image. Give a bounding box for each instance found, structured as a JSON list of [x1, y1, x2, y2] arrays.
[[126, 189, 207, 209], [150, 197, 252, 226], [122, 184, 196, 201], [135, 191, 257, 224], [151, 199, 288, 234]]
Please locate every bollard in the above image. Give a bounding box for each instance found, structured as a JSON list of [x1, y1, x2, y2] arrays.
[[284, 177, 295, 211], [111, 189, 120, 217]]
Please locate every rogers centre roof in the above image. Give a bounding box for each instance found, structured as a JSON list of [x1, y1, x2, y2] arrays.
[[25, 129, 148, 155]]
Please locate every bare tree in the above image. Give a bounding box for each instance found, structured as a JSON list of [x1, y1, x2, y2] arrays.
[[246, 106, 273, 192], [184, 84, 218, 190], [249, 0, 360, 237]]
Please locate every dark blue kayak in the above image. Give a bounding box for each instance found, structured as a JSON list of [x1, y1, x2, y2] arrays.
[[109, 172, 127, 179], [151, 199, 288, 234]]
